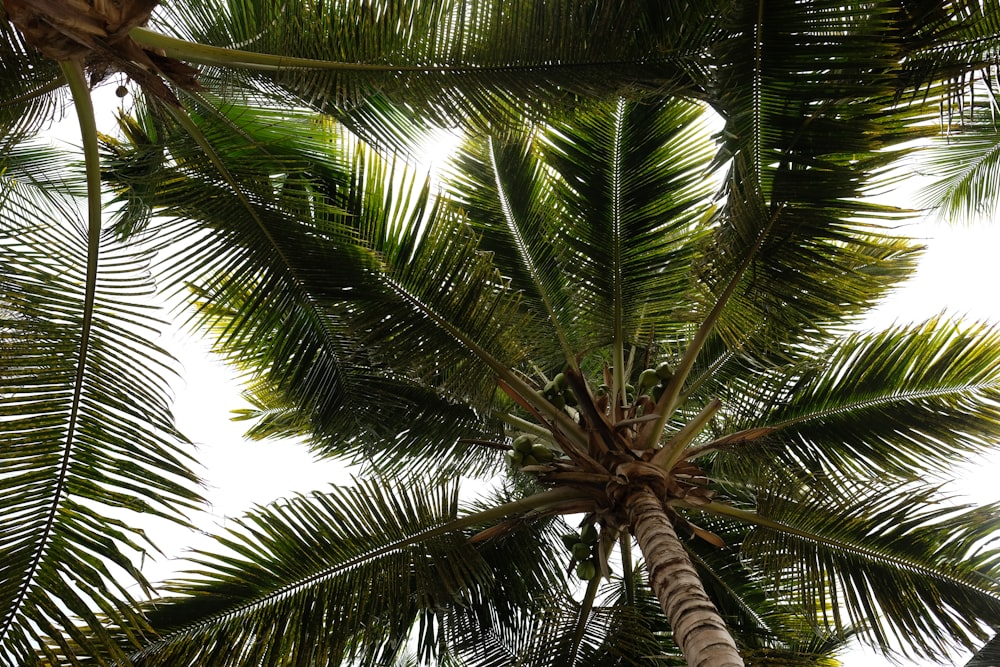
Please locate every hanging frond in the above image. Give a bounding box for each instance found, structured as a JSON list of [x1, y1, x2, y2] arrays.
[[920, 127, 1000, 223], [126, 478, 572, 667], [0, 14, 65, 143], [0, 135, 201, 666], [704, 1, 933, 349], [102, 98, 516, 476], [143, 0, 721, 146], [713, 317, 1000, 484], [731, 481, 1000, 661], [898, 1, 1000, 96]]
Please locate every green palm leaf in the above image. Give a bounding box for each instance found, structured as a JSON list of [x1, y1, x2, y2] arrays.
[[445, 96, 719, 372], [127, 479, 573, 666], [920, 127, 1000, 223], [965, 633, 1000, 667], [445, 134, 582, 369], [0, 14, 65, 143], [705, 1, 934, 349], [903, 3, 1000, 227], [0, 120, 200, 665], [710, 481, 1000, 661], [539, 97, 718, 353], [712, 317, 1000, 483], [103, 98, 516, 474], [899, 1, 1000, 94], [143, 0, 716, 146]]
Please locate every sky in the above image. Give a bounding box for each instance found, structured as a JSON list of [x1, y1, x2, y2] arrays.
[[43, 85, 1000, 666]]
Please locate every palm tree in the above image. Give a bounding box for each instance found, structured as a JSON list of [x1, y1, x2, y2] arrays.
[[4, 1, 1000, 665], [99, 65, 1000, 667]]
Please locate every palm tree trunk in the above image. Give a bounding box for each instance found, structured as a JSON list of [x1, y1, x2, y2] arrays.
[[626, 485, 744, 667]]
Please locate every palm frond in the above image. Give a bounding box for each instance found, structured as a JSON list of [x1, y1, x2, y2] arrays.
[[102, 98, 517, 475], [726, 481, 1000, 662], [444, 577, 675, 667], [539, 97, 719, 350], [128, 478, 571, 666], [0, 122, 201, 666], [714, 317, 1000, 484], [145, 0, 718, 146], [704, 1, 934, 349], [899, 1, 1000, 95], [919, 123, 1000, 223], [0, 140, 85, 198], [901, 3, 1000, 227], [0, 16, 66, 143], [444, 133, 580, 370], [445, 95, 719, 372], [965, 632, 1000, 667]]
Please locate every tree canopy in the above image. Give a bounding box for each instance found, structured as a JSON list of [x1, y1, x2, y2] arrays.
[[3, 1, 1000, 666]]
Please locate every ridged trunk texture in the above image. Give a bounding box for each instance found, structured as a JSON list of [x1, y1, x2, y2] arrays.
[[626, 485, 744, 667]]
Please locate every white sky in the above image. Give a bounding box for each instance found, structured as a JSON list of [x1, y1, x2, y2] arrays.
[[41, 86, 1000, 666]]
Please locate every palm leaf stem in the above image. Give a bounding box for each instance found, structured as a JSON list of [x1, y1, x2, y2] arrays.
[[684, 427, 775, 461], [381, 275, 590, 451], [130, 27, 426, 72], [486, 136, 578, 373], [130, 27, 644, 77], [641, 203, 784, 449], [568, 574, 601, 664], [161, 102, 288, 260], [502, 413, 557, 441], [0, 58, 105, 642], [770, 384, 999, 434], [131, 485, 586, 659], [690, 500, 1000, 600], [619, 532, 635, 606], [693, 374, 999, 461], [751, 0, 764, 178], [610, 98, 627, 419], [651, 398, 721, 471], [62, 59, 104, 444]]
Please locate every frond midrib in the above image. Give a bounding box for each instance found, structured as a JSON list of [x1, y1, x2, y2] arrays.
[[0, 61, 103, 648], [486, 136, 575, 367]]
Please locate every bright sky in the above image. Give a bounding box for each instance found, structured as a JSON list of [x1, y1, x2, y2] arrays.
[[42, 85, 1000, 666]]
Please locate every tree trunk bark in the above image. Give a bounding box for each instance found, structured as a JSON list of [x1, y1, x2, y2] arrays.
[[626, 485, 744, 667]]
